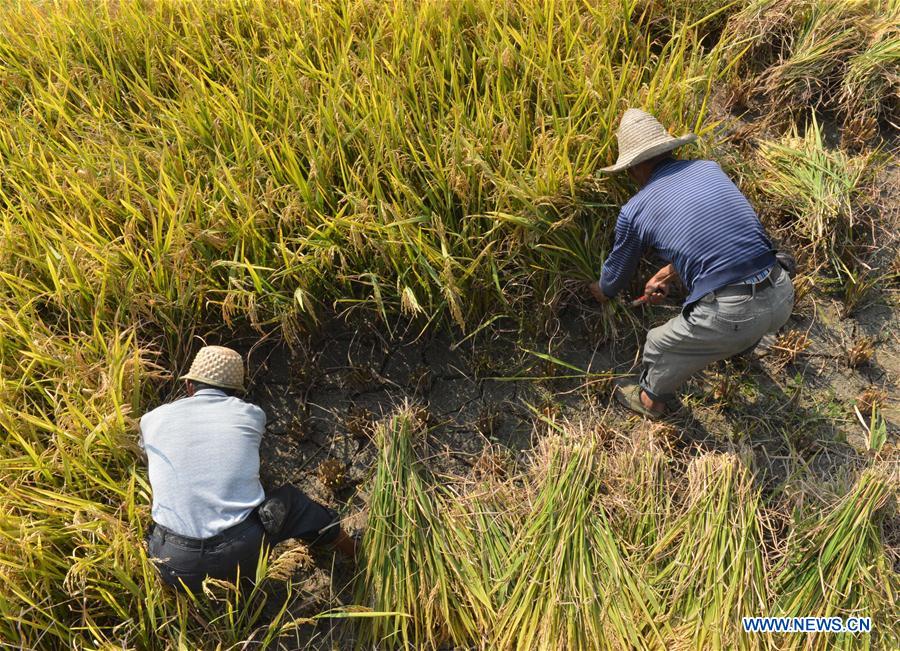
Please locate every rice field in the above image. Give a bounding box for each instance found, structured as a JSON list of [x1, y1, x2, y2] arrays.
[[0, 0, 897, 649]]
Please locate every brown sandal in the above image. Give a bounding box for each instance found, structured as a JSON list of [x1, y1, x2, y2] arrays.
[[614, 379, 665, 419]]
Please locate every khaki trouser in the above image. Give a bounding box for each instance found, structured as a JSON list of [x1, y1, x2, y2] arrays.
[[639, 267, 794, 401]]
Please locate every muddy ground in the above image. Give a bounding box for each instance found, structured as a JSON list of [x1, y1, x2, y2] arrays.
[[216, 278, 898, 647]]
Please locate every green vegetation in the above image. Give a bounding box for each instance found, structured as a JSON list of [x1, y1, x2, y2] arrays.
[[649, 454, 768, 649], [0, 0, 896, 648], [0, 0, 724, 338], [774, 466, 897, 650], [354, 409, 497, 648], [354, 412, 898, 650], [757, 117, 877, 266], [494, 432, 664, 650]]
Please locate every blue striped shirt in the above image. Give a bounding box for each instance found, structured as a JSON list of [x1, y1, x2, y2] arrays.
[[599, 159, 775, 304]]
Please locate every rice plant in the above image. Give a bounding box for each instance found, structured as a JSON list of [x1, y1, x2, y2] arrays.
[[354, 409, 443, 649], [0, 0, 738, 644], [494, 432, 669, 650], [0, 0, 733, 340], [756, 116, 878, 271], [649, 454, 770, 650], [356, 408, 509, 649], [773, 466, 899, 650], [723, 0, 899, 134], [603, 425, 676, 554]]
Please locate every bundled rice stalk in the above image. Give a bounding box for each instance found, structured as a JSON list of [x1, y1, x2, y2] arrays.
[[773, 466, 899, 651], [722, 0, 897, 131], [355, 409, 496, 649], [354, 410, 441, 648], [839, 16, 900, 145], [757, 2, 865, 110], [469, 498, 517, 611], [493, 432, 668, 650], [603, 425, 675, 555], [432, 487, 517, 648], [650, 454, 769, 650]]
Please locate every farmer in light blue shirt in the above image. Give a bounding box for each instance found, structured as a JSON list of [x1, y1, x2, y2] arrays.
[[141, 345, 355, 593], [591, 109, 794, 418]]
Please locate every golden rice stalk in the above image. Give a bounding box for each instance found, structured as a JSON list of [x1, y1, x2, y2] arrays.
[[838, 17, 900, 142], [266, 542, 313, 582], [773, 465, 899, 651], [650, 453, 770, 651], [431, 488, 513, 648], [355, 408, 497, 649], [603, 424, 676, 555], [756, 117, 876, 267], [493, 432, 669, 650], [722, 0, 897, 128], [354, 410, 441, 648]]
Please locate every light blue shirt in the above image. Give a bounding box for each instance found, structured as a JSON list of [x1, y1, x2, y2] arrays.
[[139, 388, 267, 538]]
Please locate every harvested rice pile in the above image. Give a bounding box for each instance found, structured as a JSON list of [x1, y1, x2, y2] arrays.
[[356, 411, 898, 650]]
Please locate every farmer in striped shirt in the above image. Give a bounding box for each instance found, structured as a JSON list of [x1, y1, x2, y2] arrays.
[[591, 109, 794, 418]]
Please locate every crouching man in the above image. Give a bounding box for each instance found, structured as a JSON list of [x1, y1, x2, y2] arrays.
[[140, 345, 355, 593], [591, 109, 794, 418]]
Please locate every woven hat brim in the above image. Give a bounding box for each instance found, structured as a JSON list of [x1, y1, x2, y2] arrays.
[[598, 134, 697, 173], [179, 372, 245, 391]]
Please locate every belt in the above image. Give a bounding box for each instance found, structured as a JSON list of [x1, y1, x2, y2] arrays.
[[152, 512, 258, 550], [714, 264, 782, 298]]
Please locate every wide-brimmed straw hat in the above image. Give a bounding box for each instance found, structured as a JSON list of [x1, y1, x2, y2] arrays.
[[599, 108, 697, 173], [180, 345, 245, 391]]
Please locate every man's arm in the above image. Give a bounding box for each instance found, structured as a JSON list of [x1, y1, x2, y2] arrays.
[[136, 415, 149, 463], [591, 211, 642, 302]]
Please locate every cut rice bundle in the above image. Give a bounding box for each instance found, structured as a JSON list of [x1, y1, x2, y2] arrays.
[[773, 466, 898, 651], [650, 453, 770, 650], [494, 432, 669, 650]]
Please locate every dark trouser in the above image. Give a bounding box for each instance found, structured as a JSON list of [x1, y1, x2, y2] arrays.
[[148, 485, 339, 593]]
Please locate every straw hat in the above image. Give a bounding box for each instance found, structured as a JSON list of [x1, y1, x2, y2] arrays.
[[180, 345, 245, 391], [599, 108, 697, 173]]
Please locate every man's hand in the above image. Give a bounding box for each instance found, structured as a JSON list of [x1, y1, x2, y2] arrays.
[[332, 528, 358, 559], [642, 279, 669, 305], [643, 264, 678, 305], [589, 280, 608, 303]]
